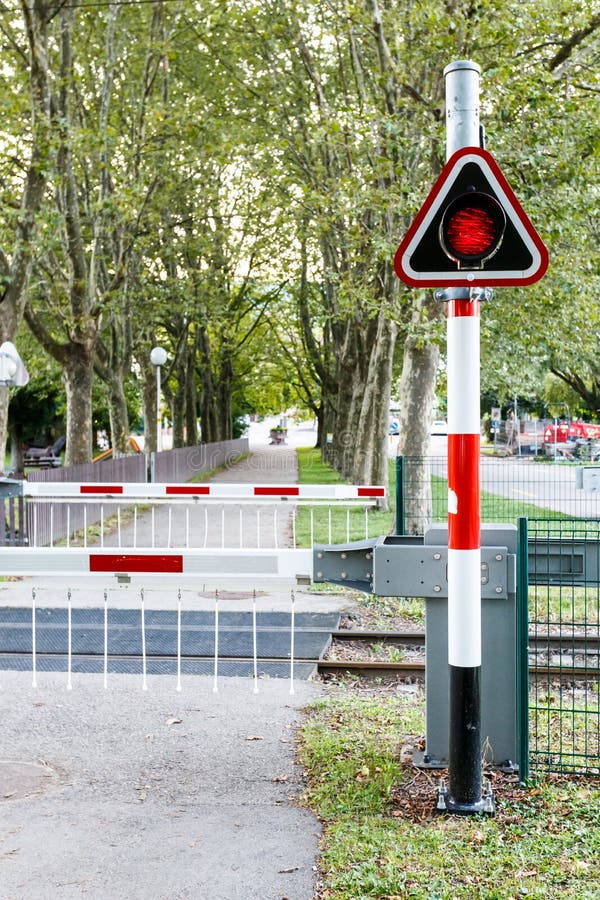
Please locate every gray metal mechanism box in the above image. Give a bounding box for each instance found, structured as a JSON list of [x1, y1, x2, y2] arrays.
[[421, 524, 518, 769], [313, 523, 519, 769]]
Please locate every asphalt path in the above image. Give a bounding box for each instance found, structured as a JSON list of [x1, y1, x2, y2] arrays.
[[0, 673, 323, 900]]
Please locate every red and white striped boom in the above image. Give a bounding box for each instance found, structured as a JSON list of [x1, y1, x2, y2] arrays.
[[22, 482, 385, 501]]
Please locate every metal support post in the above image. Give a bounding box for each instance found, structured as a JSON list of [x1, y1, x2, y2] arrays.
[[517, 516, 530, 784], [156, 364, 162, 452], [439, 60, 493, 815], [395, 456, 405, 536], [150, 346, 167, 453]]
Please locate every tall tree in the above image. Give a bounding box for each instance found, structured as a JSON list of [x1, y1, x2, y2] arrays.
[[0, 1, 54, 468], [24, 2, 178, 463]]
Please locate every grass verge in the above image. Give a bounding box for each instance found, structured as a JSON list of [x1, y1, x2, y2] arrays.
[[296, 449, 567, 547], [300, 695, 600, 900], [295, 448, 395, 546], [295, 447, 422, 626]]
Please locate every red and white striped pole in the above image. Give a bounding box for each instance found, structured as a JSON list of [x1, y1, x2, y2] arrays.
[[446, 291, 485, 812], [442, 61, 490, 815]]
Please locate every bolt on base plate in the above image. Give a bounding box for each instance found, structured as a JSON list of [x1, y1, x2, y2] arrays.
[[435, 777, 495, 816]]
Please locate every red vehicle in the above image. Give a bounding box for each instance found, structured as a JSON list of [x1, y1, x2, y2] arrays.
[[543, 421, 600, 443]]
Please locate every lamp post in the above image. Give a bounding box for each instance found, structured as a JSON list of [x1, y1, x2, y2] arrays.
[[150, 347, 167, 452]]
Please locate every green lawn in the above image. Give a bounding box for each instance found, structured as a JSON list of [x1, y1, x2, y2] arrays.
[[432, 473, 566, 526], [300, 695, 600, 900], [296, 448, 600, 898], [295, 449, 567, 548], [294, 447, 395, 546]]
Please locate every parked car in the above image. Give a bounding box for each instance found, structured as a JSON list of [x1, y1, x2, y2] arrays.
[[430, 420, 448, 435]]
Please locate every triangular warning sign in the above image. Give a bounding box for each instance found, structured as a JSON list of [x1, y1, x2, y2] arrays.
[[394, 147, 549, 288]]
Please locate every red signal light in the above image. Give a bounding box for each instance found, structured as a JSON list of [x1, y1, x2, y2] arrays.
[[440, 191, 506, 268]]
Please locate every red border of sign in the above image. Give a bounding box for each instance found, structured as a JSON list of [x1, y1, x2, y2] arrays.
[[394, 147, 549, 288]]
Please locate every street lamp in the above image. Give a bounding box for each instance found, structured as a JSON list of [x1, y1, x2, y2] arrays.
[[150, 346, 167, 452], [0, 342, 29, 386]]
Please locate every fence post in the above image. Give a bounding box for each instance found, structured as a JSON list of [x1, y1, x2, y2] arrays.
[[517, 516, 530, 783], [395, 455, 405, 535]]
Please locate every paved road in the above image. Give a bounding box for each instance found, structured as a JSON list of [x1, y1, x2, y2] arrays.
[[0, 673, 323, 900], [29, 445, 300, 553], [426, 435, 600, 518], [479, 457, 600, 518]]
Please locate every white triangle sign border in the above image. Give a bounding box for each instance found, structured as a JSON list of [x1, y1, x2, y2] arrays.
[[396, 147, 548, 287]]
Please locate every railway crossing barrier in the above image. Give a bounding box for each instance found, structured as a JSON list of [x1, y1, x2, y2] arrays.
[[0, 478, 385, 550], [0, 478, 384, 689], [315, 518, 600, 779]]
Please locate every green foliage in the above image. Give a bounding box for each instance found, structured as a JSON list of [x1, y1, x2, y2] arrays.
[[2, 0, 600, 452], [299, 696, 421, 820], [8, 346, 65, 445], [9, 382, 63, 446]]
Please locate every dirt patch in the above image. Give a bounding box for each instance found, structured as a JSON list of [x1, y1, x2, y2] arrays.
[[390, 767, 528, 823], [339, 604, 424, 633]]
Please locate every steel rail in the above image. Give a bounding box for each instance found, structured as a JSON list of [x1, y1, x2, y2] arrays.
[[317, 658, 600, 679], [330, 630, 600, 652]]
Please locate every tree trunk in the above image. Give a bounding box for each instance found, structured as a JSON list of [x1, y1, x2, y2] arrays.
[[9, 421, 25, 476], [353, 313, 397, 493], [323, 322, 358, 474], [397, 334, 441, 534], [217, 360, 233, 442], [0, 392, 10, 475], [198, 324, 218, 444], [107, 374, 130, 456], [140, 360, 157, 453], [185, 337, 198, 445], [64, 352, 94, 465], [171, 367, 186, 448]]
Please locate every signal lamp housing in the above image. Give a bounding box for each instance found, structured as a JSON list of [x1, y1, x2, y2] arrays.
[[440, 190, 506, 269]]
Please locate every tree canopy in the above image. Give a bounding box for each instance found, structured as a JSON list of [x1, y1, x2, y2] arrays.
[[0, 0, 598, 472]]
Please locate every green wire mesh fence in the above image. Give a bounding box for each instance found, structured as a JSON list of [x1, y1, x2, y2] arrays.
[[522, 518, 600, 777], [396, 456, 600, 535]]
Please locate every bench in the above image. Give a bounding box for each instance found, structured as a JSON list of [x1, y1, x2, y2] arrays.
[[24, 436, 65, 468]]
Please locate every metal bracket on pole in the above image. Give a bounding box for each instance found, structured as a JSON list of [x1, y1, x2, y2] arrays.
[[313, 535, 514, 599], [313, 538, 378, 593], [434, 287, 494, 303]]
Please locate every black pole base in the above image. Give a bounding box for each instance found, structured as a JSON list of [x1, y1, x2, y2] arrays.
[[436, 778, 495, 817]]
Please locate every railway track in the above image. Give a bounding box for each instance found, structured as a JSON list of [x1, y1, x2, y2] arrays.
[[318, 629, 600, 679], [329, 629, 600, 652], [0, 627, 598, 681]]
